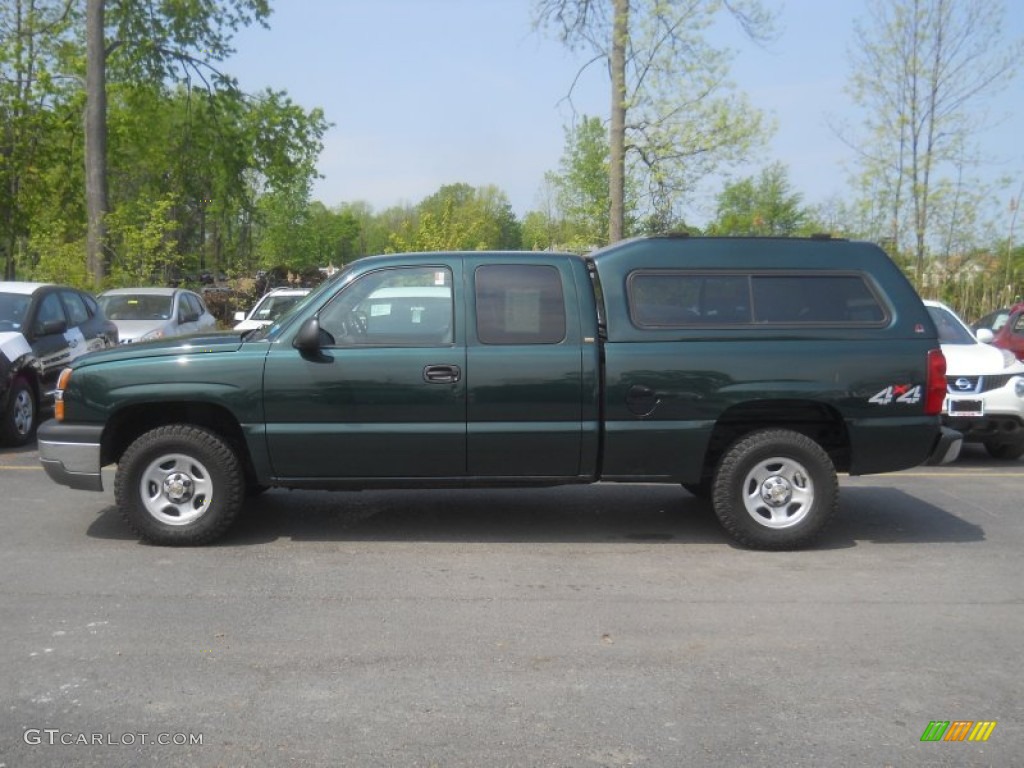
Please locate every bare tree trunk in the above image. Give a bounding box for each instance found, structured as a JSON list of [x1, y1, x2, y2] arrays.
[[4, 0, 25, 280], [85, 0, 108, 285], [608, 0, 628, 243]]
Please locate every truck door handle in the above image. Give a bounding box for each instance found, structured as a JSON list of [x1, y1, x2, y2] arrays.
[[423, 364, 461, 384]]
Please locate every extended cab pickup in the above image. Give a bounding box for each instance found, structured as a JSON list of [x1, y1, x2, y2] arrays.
[[38, 235, 960, 549]]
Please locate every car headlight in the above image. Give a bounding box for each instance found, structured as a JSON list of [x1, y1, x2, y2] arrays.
[[140, 328, 166, 341], [1016, 378, 1024, 398]]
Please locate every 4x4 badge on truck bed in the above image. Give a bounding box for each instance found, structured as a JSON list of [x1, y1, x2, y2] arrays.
[[869, 384, 923, 405]]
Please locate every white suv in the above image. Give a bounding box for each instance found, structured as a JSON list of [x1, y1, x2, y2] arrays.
[[233, 287, 310, 332], [925, 300, 1024, 460]]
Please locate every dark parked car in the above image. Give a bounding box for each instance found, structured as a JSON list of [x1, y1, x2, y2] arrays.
[[0, 282, 118, 445]]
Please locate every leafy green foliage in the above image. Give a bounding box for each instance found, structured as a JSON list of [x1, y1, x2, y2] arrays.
[[1, 0, 327, 287], [389, 184, 522, 253], [844, 0, 1022, 282], [707, 163, 811, 236], [1, 0, 83, 279], [105, 192, 179, 287], [534, 0, 776, 241]]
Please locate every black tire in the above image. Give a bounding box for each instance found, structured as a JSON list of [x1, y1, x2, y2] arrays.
[[114, 425, 245, 545], [711, 429, 838, 550], [1, 376, 37, 447], [984, 440, 1024, 461]]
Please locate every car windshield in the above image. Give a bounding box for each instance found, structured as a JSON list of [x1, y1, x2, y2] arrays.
[[251, 267, 354, 342], [927, 305, 976, 345], [978, 311, 1011, 331], [249, 294, 306, 323], [99, 294, 173, 321], [0, 292, 32, 330]]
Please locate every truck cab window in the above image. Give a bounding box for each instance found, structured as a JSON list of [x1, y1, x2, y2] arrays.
[[475, 264, 566, 344]]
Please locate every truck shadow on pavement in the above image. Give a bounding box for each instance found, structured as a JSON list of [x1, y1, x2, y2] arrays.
[[85, 483, 984, 549]]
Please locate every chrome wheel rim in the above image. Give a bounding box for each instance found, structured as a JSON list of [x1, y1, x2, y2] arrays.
[[12, 389, 34, 436], [139, 453, 213, 526], [741, 457, 814, 529]]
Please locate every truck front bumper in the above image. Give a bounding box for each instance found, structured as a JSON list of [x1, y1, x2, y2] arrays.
[[924, 425, 963, 466], [37, 420, 105, 491]]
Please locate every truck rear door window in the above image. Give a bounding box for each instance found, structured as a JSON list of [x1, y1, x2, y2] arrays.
[[751, 275, 886, 324], [475, 265, 566, 344], [628, 271, 887, 327], [629, 273, 750, 326]]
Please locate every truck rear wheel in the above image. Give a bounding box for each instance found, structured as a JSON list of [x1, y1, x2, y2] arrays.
[[711, 429, 837, 550], [114, 425, 244, 545]]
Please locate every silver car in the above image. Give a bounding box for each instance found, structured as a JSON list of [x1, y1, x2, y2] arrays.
[[98, 287, 217, 343]]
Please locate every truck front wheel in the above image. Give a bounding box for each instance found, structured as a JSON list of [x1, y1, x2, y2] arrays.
[[712, 429, 838, 550], [114, 425, 244, 545]]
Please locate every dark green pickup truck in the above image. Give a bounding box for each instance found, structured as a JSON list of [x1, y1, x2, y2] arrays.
[[38, 235, 960, 549]]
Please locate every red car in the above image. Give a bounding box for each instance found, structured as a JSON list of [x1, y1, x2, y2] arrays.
[[988, 302, 1024, 362]]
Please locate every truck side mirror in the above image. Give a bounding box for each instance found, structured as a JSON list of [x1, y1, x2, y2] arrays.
[[294, 316, 327, 355]]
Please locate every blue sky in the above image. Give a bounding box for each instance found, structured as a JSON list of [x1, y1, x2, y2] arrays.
[[226, 0, 1024, 226]]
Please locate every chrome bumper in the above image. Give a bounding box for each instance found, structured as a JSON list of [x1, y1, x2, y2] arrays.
[[37, 420, 104, 491]]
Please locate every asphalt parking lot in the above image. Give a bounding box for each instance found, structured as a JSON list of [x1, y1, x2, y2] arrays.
[[1, 442, 1021, 767]]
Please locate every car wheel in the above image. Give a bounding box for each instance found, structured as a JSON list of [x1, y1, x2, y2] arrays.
[[1, 376, 37, 447], [711, 429, 838, 550], [984, 440, 1024, 461], [114, 425, 244, 545]]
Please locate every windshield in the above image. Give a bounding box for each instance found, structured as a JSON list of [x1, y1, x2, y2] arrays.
[[0, 292, 32, 331], [251, 267, 354, 341], [99, 294, 173, 321], [927, 305, 976, 345], [983, 311, 1010, 332], [249, 293, 307, 324]]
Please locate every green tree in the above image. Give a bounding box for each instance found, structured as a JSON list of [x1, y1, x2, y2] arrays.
[[845, 0, 1022, 283], [339, 200, 395, 258], [520, 177, 566, 251], [550, 116, 611, 247], [253, 179, 315, 271], [707, 163, 810, 236], [84, 0, 271, 284], [307, 202, 362, 268], [97, 82, 326, 281], [534, 0, 775, 243], [391, 183, 522, 252], [0, 0, 79, 279]]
